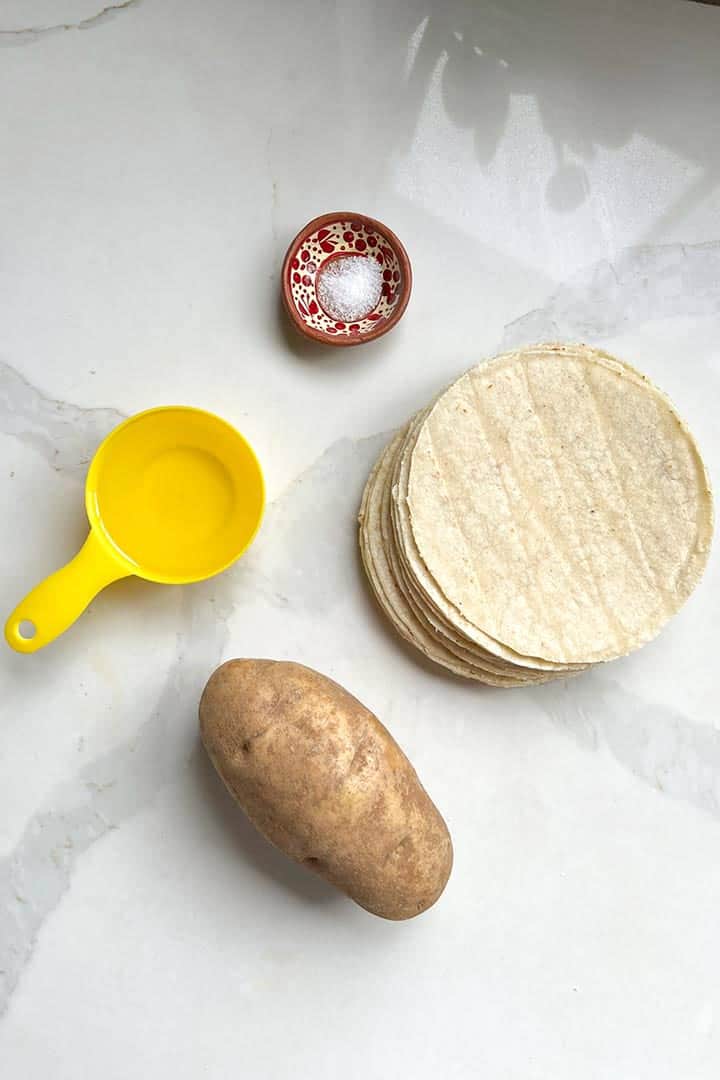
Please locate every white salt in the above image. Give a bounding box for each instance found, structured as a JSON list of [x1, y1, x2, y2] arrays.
[[316, 255, 383, 322]]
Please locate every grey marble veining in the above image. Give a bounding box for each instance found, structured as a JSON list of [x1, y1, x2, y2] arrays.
[[1, 1, 719, 1076], [0, 0, 140, 46], [0, 360, 125, 472], [503, 240, 720, 349]]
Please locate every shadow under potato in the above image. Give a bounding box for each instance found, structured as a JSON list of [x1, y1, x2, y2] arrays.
[[190, 738, 342, 910]]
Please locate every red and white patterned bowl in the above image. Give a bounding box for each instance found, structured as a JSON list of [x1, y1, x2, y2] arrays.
[[282, 212, 412, 347]]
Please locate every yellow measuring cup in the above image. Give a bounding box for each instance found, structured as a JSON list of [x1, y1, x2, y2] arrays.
[[5, 406, 265, 654]]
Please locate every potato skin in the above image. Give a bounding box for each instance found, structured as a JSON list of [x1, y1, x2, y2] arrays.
[[199, 659, 453, 920]]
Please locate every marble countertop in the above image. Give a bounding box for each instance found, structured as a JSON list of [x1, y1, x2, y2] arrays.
[[1, 1, 719, 1076]]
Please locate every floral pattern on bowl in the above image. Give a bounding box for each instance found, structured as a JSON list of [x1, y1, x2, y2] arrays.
[[282, 212, 412, 346]]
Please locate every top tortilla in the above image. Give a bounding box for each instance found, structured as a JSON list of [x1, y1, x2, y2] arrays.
[[407, 344, 713, 665]]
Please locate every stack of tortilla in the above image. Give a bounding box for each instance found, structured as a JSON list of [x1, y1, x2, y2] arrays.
[[359, 344, 713, 687]]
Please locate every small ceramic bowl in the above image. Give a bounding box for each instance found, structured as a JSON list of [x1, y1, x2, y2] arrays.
[[282, 212, 412, 346]]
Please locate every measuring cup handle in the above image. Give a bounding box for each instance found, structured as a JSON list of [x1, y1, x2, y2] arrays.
[[4, 531, 130, 654]]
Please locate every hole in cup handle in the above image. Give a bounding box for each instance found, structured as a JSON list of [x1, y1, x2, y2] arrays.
[[17, 619, 37, 640], [6, 617, 39, 650]]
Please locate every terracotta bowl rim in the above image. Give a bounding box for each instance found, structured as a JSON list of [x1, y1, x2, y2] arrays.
[[281, 211, 412, 347]]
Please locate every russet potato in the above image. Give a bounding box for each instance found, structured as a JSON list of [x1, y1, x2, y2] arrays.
[[200, 659, 452, 920]]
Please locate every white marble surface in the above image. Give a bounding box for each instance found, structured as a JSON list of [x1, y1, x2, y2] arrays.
[[1, 0, 719, 1076]]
